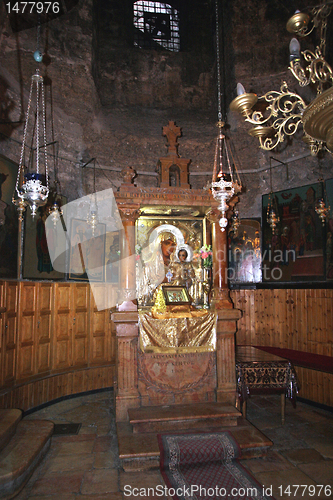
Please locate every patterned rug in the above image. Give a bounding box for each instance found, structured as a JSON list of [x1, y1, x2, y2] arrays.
[[158, 431, 275, 500]]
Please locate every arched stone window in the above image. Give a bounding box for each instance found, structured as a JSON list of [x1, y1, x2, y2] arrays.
[[133, 1, 180, 52]]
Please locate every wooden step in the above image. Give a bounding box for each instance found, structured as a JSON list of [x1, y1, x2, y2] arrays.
[[128, 403, 241, 434], [0, 419, 54, 500], [0, 410, 22, 453]]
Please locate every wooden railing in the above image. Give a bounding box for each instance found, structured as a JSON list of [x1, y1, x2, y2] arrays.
[[231, 288, 333, 407]]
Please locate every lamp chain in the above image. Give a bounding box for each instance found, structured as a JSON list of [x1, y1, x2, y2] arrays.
[[37, 20, 41, 52], [16, 79, 34, 194], [41, 78, 49, 188], [215, 0, 222, 123], [36, 73, 40, 174]]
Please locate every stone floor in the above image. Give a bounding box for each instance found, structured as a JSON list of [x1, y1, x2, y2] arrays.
[[14, 390, 333, 500]]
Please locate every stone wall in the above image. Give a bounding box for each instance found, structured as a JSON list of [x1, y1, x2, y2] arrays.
[[0, 0, 332, 218]]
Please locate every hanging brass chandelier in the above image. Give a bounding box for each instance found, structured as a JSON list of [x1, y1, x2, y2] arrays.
[[230, 2, 333, 156], [13, 68, 49, 220], [211, 0, 242, 231], [12, 23, 51, 220], [211, 123, 242, 231]]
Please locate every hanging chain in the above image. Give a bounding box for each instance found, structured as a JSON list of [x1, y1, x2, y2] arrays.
[[41, 78, 48, 188], [16, 78, 34, 194], [269, 158, 273, 193], [37, 20, 41, 52], [36, 74, 40, 174], [215, 0, 223, 124]]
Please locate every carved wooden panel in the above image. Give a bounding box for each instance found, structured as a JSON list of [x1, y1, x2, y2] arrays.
[[36, 283, 53, 373], [90, 284, 110, 365], [17, 283, 37, 380], [0, 280, 116, 410], [2, 282, 18, 385], [72, 284, 89, 368], [53, 283, 72, 370]]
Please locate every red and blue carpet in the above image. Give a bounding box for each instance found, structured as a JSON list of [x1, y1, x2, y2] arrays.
[[158, 431, 275, 500]]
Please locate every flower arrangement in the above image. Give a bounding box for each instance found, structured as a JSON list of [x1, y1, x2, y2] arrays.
[[135, 244, 142, 261], [200, 244, 213, 268]]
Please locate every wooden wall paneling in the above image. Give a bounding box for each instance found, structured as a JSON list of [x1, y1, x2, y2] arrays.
[[2, 281, 18, 386], [237, 290, 249, 344], [306, 289, 316, 353], [320, 291, 332, 356], [265, 289, 274, 346], [108, 285, 116, 364], [316, 370, 324, 405], [36, 282, 53, 374], [232, 290, 246, 345], [17, 282, 37, 380], [244, 289, 255, 344], [326, 290, 333, 357], [72, 283, 89, 368], [281, 288, 294, 349], [89, 284, 109, 365], [294, 289, 302, 351], [238, 289, 248, 344], [324, 373, 332, 407], [313, 289, 323, 353], [73, 368, 85, 394], [297, 366, 306, 401], [36, 377, 49, 408], [53, 283, 72, 370], [253, 289, 263, 345], [299, 289, 307, 352], [275, 289, 286, 348]]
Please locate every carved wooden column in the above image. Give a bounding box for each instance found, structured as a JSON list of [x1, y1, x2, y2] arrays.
[[206, 209, 241, 405], [112, 312, 140, 421], [117, 205, 140, 311]]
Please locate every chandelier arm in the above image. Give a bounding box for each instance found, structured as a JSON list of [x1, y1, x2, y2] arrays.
[[244, 84, 306, 130], [258, 135, 282, 151], [295, 4, 333, 38], [290, 47, 333, 87], [272, 115, 303, 136]]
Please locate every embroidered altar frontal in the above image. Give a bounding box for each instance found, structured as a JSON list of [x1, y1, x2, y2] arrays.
[[139, 311, 217, 353]]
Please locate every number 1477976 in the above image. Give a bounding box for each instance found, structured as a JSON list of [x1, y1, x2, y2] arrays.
[[5, 2, 60, 14]]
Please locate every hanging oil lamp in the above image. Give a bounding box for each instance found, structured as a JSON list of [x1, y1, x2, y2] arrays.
[[266, 159, 280, 234], [210, 0, 242, 231], [315, 180, 330, 225]]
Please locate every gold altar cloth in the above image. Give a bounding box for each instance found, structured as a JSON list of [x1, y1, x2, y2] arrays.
[[139, 310, 217, 353]]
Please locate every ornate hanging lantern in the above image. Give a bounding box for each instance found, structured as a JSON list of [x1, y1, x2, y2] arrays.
[[13, 68, 49, 219], [266, 159, 280, 234], [210, 0, 242, 231]]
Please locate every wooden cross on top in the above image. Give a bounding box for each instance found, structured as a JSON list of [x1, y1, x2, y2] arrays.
[[162, 121, 181, 157]]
